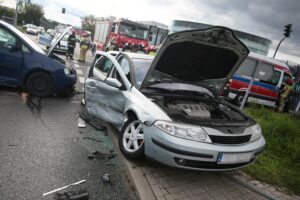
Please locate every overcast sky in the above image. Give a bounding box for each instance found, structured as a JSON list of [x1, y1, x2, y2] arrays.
[[3, 0, 300, 64]]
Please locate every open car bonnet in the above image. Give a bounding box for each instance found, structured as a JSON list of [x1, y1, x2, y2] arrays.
[[47, 27, 71, 56], [140, 27, 249, 90]]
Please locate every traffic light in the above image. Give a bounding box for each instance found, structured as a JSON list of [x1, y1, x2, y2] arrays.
[[62, 8, 66, 14], [284, 24, 292, 37]]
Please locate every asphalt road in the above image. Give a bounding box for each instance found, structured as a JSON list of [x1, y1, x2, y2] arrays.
[[0, 34, 137, 200]]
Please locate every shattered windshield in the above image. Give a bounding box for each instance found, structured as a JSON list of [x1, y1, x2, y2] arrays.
[[118, 23, 148, 40]]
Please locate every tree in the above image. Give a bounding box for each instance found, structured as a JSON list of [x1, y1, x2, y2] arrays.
[[18, 2, 44, 26], [81, 15, 98, 37], [0, 5, 15, 18]]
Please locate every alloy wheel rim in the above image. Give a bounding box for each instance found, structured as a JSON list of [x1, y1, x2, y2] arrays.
[[123, 121, 144, 152]]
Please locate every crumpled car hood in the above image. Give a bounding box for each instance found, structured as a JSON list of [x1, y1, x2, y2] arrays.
[[140, 27, 249, 89]]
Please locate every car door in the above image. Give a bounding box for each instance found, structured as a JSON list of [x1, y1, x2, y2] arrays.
[[85, 52, 131, 126], [0, 24, 23, 86]]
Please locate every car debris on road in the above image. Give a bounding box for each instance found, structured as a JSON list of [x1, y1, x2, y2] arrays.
[[43, 180, 86, 197], [87, 150, 116, 160], [54, 189, 89, 200], [101, 173, 111, 185]]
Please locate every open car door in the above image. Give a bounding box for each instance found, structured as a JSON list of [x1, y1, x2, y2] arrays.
[[84, 51, 132, 127]]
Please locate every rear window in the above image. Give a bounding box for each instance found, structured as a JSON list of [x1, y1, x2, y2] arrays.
[[254, 62, 275, 85], [234, 58, 256, 77]]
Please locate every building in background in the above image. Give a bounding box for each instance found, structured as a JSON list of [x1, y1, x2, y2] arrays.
[[169, 20, 272, 56], [138, 21, 169, 46]]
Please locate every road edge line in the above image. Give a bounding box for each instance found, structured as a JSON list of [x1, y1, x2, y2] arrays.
[[107, 125, 156, 200]]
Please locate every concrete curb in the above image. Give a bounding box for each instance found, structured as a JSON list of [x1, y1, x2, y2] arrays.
[[224, 173, 279, 200], [107, 125, 156, 200]]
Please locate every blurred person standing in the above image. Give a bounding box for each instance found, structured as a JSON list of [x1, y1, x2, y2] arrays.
[[79, 33, 90, 62], [66, 30, 76, 59], [278, 79, 294, 112]]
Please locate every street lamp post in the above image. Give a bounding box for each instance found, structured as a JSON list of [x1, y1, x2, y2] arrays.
[[14, 0, 19, 26]]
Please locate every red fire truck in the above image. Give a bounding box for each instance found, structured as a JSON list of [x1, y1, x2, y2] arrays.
[[93, 19, 149, 52]]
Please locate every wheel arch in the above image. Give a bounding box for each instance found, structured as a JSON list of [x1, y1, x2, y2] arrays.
[[123, 107, 154, 126]]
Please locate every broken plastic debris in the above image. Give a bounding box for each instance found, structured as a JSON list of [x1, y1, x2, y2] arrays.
[[82, 136, 103, 143], [81, 99, 86, 106], [54, 189, 89, 200], [77, 111, 106, 130], [87, 151, 116, 160], [78, 117, 86, 128], [42, 180, 86, 196], [102, 173, 110, 184]]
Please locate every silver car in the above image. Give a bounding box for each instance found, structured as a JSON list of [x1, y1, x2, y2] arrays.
[[84, 27, 265, 171]]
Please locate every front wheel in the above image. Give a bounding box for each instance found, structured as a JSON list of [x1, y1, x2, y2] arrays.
[[119, 119, 145, 160], [26, 72, 54, 97]]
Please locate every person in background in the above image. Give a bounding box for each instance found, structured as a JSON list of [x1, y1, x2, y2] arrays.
[[66, 30, 76, 59], [278, 78, 294, 112], [91, 42, 96, 56], [79, 33, 90, 62]]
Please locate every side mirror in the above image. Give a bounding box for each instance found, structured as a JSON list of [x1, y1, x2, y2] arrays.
[[7, 44, 20, 52], [149, 35, 153, 41], [106, 77, 122, 88]]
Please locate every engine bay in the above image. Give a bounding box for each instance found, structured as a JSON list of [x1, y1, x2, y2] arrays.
[[148, 93, 252, 127]]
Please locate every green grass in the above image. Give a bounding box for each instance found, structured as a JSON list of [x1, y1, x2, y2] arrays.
[[17, 26, 26, 33], [243, 105, 300, 195]]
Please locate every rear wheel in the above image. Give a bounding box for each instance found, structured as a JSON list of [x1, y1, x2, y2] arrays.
[[119, 119, 145, 160], [234, 92, 246, 107], [26, 72, 54, 97]]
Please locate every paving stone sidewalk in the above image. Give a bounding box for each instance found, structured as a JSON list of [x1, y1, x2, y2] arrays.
[[140, 162, 266, 200], [108, 126, 299, 200]]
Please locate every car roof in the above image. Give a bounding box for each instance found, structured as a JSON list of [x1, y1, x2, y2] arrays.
[[121, 52, 154, 60], [248, 52, 289, 69]]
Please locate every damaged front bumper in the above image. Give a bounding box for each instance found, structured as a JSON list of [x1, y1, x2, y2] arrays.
[[144, 125, 265, 171], [54, 69, 77, 95]]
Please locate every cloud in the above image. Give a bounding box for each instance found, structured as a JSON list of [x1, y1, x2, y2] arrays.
[[27, 0, 300, 63]]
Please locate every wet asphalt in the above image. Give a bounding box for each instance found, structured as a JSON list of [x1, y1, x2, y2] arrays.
[[0, 35, 137, 200]]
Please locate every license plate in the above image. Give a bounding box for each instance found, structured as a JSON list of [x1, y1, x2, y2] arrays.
[[217, 152, 252, 164]]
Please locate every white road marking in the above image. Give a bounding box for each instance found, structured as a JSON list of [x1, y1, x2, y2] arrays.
[[74, 63, 79, 68], [76, 69, 83, 74], [78, 77, 85, 83]]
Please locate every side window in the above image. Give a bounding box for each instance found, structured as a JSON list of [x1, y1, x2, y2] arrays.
[[0, 26, 17, 49], [254, 62, 274, 85], [118, 56, 131, 81], [91, 56, 113, 80], [234, 58, 256, 77], [111, 23, 116, 32], [271, 70, 281, 86], [282, 73, 291, 84], [22, 44, 31, 53]]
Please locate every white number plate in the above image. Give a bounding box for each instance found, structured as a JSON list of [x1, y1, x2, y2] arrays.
[[217, 152, 252, 164]]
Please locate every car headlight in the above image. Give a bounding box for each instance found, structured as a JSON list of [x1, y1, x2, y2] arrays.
[[250, 124, 262, 142], [64, 68, 71, 75], [154, 121, 212, 143]]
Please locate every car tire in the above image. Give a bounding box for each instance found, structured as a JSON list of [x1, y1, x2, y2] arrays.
[[119, 119, 145, 160], [234, 92, 247, 107], [26, 72, 54, 97]]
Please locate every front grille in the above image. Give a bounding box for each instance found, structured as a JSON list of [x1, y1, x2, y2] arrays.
[[209, 135, 251, 144]]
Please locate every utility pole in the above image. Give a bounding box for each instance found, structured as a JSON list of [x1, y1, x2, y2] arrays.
[[273, 24, 292, 58], [14, 0, 19, 26]]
